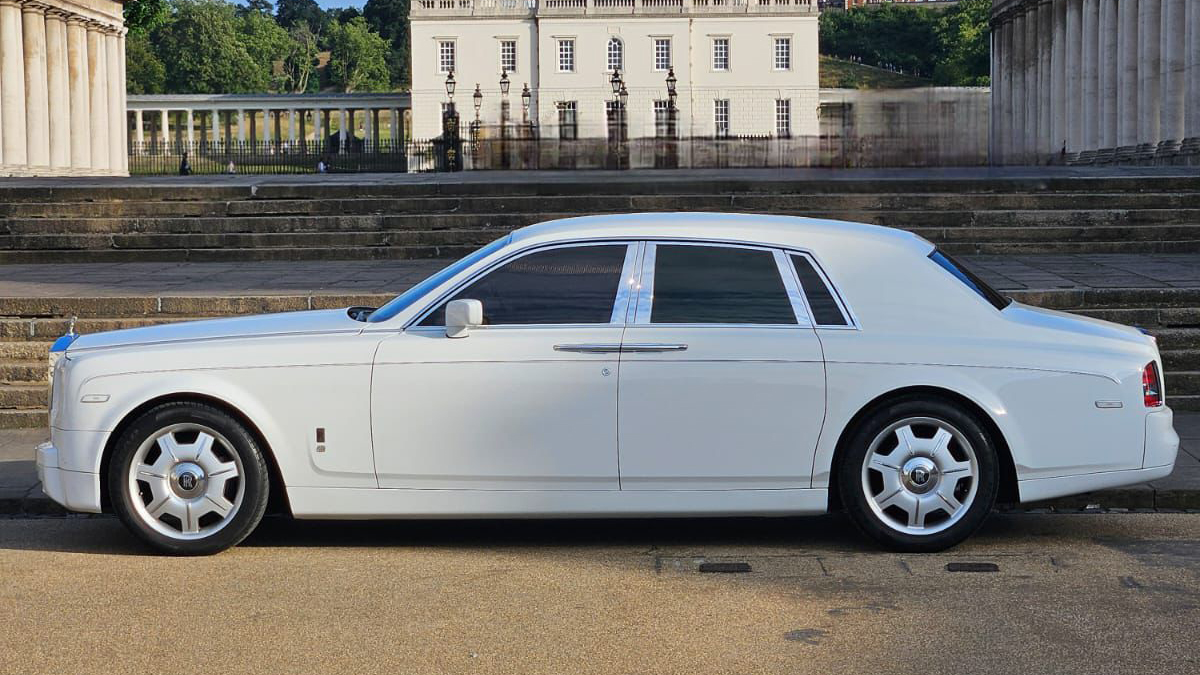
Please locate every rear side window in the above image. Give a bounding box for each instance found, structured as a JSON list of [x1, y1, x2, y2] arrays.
[[789, 255, 848, 326], [649, 245, 797, 325], [929, 250, 1011, 311], [419, 244, 627, 326]]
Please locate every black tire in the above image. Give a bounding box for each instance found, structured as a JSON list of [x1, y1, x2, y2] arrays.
[[837, 397, 999, 553], [108, 402, 270, 555]]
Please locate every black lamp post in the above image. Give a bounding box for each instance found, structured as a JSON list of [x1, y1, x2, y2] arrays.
[[499, 70, 510, 168], [472, 84, 482, 155], [521, 83, 533, 137], [445, 69, 456, 103], [666, 67, 678, 139]]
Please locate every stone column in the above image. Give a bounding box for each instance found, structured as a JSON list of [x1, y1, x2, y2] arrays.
[[315, 108, 324, 147], [1, 0, 29, 166], [85, 22, 107, 171], [261, 108, 271, 144], [1038, 1, 1053, 157], [237, 110, 246, 142], [391, 108, 400, 145], [365, 108, 374, 147], [288, 109, 297, 144], [1079, 0, 1099, 160], [118, 26, 126, 173], [1051, 0, 1067, 155], [105, 29, 122, 172], [994, 17, 1009, 163], [338, 108, 348, 150], [1065, 0, 1081, 156], [133, 109, 142, 152], [65, 17, 88, 169], [1117, 0, 1139, 158], [1185, 0, 1200, 154], [185, 109, 194, 148], [1024, 3, 1039, 162], [1157, 0, 1186, 155], [210, 109, 220, 149], [1012, 9, 1026, 163], [1099, 0, 1119, 155], [158, 109, 168, 149], [45, 9, 69, 170], [1138, 0, 1162, 158]]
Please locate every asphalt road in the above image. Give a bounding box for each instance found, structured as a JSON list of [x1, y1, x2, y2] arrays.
[[1, 513, 1198, 675]]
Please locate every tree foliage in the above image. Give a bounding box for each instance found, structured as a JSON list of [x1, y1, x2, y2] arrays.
[[325, 16, 391, 93], [125, 31, 167, 94], [363, 0, 410, 89], [152, 0, 263, 94], [124, 0, 171, 36], [820, 0, 990, 86]]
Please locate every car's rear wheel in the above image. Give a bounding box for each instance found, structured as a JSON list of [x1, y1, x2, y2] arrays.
[[108, 402, 269, 555], [838, 398, 999, 552]]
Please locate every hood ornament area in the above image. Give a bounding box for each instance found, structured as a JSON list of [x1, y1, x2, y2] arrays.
[[48, 315, 80, 377]]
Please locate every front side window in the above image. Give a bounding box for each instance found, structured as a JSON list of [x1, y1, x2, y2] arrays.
[[500, 40, 517, 73], [438, 40, 456, 74], [420, 244, 628, 326], [557, 101, 578, 140], [370, 236, 511, 323], [929, 249, 1011, 310], [607, 37, 623, 72], [558, 39, 575, 72], [774, 36, 791, 70], [712, 37, 729, 71], [654, 38, 672, 71], [648, 245, 797, 325], [714, 99, 730, 137]]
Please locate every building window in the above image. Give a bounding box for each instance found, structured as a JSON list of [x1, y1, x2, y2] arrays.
[[775, 99, 791, 137], [607, 37, 623, 72], [654, 100, 670, 138], [774, 37, 791, 70], [712, 37, 729, 71], [558, 39, 575, 73], [654, 38, 671, 71], [438, 40, 456, 74], [714, 99, 730, 138], [558, 101, 578, 140], [500, 40, 517, 73]]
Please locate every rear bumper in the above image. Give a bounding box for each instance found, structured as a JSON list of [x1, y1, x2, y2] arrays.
[[35, 442, 102, 513]]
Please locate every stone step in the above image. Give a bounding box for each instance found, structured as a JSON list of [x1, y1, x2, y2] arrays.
[[1008, 288, 1200, 311], [940, 240, 1200, 255], [1169, 395, 1200, 411], [0, 342, 53, 359], [1167, 371, 1200, 396], [0, 229, 505, 251], [1163, 350, 1200, 371], [1073, 308, 1200, 327], [0, 408, 47, 429], [0, 383, 46, 409], [1148, 328, 1200, 351], [0, 244, 480, 264], [0, 361, 47, 384]]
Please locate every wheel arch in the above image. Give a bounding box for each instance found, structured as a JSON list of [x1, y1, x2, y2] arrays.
[[97, 392, 291, 517], [825, 385, 1019, 512]]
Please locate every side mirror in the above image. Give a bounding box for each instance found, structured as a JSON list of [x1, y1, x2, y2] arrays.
[[445, 299, 483, 338]]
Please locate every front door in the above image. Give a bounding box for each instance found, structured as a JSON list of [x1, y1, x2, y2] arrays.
[[617, 242, 827, 490], [371, 242, 636, 490]]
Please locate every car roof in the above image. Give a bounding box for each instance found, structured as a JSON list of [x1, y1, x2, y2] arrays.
[[509, 212, 931, 254]]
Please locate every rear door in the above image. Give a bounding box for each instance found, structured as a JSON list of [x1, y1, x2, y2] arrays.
[[616, 242, 828, 490]]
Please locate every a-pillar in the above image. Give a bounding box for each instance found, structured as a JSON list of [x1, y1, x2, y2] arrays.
[[1079, 0, 1099, 162], [1098, 0, 1118, 158], [0, 0, 29, 166], [1064, 0, 1081, 159], [1012, 9, 1026, 163], [1137, 0, 1162, 159], [1116, 0, 1139, 160], [85, 21, 108, 171], [1157, 0, 1186, 156], [65, 16, 88, 169], [1185, 0, 1200, 155], [1037, 0, 1052, 158], [1051, 0, 1066, 156], [22, 2, 50, 168], [105, 28, 122, 172], [45, 9, 70, 170]]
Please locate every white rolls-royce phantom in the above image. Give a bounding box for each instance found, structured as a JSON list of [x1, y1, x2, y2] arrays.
[[37, 213, 1179, 554]]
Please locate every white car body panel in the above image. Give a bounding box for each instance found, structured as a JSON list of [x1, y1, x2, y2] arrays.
[[37, 213, 1179, 519]]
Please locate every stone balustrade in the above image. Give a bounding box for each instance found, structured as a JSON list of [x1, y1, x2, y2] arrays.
[[0, 0, 126, 176], [410, 0, 816, 17]]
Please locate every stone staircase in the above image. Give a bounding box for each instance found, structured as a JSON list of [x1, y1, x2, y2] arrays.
[[1, 174, 1200, 261], [0, 288, 1197, 430]]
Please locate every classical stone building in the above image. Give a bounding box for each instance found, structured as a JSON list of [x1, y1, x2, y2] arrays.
[[409, 0, 820, 141], [991, 0, 1200, 165], [0, 0, 127, 176]]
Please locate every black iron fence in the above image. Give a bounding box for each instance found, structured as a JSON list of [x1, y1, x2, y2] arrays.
[[127, 139, 409, 175]]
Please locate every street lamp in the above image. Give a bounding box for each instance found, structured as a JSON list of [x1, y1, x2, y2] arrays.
[[665, 67, 678, 139], [445, 69, 456, 102], [521, 83, 533, 137], [499, 69, 510, 96], [610, 69, 622, 96], [473, 84, 483, 115], [472, 84, 482, 157], [499, 70, 510, 168]]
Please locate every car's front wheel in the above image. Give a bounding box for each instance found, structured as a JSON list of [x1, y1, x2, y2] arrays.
[[838, 397, 999, 552], [108, 402, 270, 555]]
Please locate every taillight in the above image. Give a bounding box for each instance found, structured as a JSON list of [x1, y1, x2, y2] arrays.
[[1143, 361, 1163, 408]]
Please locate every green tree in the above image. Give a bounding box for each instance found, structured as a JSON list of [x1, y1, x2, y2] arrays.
[[325, 16, 391, 92], [820, 4, 941, 79], [282, 24, 320, 93], [932, 0, 991, 86], [238, 9, 294, 91], [363, 0, 410, 89], [125, 30, 167, 94], [154, 0, 262, 93], [238, 0, 274, 16], [276, 0, 326, 33], [124, 0, 170, 36]]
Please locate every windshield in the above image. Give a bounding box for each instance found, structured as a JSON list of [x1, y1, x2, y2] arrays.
[[367, 236, 511, 323], [928, 249, 1012, 311]]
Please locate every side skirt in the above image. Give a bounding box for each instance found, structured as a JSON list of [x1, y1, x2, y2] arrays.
[[286, 487, 829, 520]]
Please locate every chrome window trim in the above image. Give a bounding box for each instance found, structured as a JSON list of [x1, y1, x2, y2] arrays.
[[785, 251, 859, 330], [611, 242, 642, 325], [405, 240, 636, 330], [632, 242, 657, 325], [773, 249, 813, 328]]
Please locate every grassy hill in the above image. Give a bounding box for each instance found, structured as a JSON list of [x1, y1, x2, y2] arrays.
[[819, 56, 932, 89]]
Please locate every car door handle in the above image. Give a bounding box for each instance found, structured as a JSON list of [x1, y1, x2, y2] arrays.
[[620, 343, 689, 353], [554, 343, 623, 353]]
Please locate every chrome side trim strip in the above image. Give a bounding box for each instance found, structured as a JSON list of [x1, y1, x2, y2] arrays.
[[554, 344, 624, 353], [620, 343, 689, 353]]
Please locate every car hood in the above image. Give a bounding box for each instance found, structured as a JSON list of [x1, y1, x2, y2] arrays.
[[1004, 302, 1153, 349], [67, 308, 363, 352]]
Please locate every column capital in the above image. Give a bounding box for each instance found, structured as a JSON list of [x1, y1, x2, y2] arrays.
[[19, 1, 51, 15], [44, 7, 70, 21]]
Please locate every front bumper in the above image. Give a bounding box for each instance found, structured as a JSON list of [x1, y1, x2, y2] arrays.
[[36, 442, 102, 513]]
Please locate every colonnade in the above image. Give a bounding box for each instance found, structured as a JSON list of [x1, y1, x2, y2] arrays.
[[992, 0, 1200, 164], [0, 0, 126, 176]]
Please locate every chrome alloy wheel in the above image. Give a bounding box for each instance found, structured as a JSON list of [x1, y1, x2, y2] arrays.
[[860, 416, 979, 536], [127, 423, 245, 540]]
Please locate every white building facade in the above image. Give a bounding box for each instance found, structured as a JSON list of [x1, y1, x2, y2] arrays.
[[410, 0, 819, 140]]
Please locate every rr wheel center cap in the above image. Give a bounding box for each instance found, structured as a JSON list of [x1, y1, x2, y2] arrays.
[[169, 462, 207, 498], [901, 457, 939, 494]]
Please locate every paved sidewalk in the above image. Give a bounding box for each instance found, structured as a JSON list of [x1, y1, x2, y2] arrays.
[[2, 416, 1198, 515], [0, 255, 1198, 298]]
